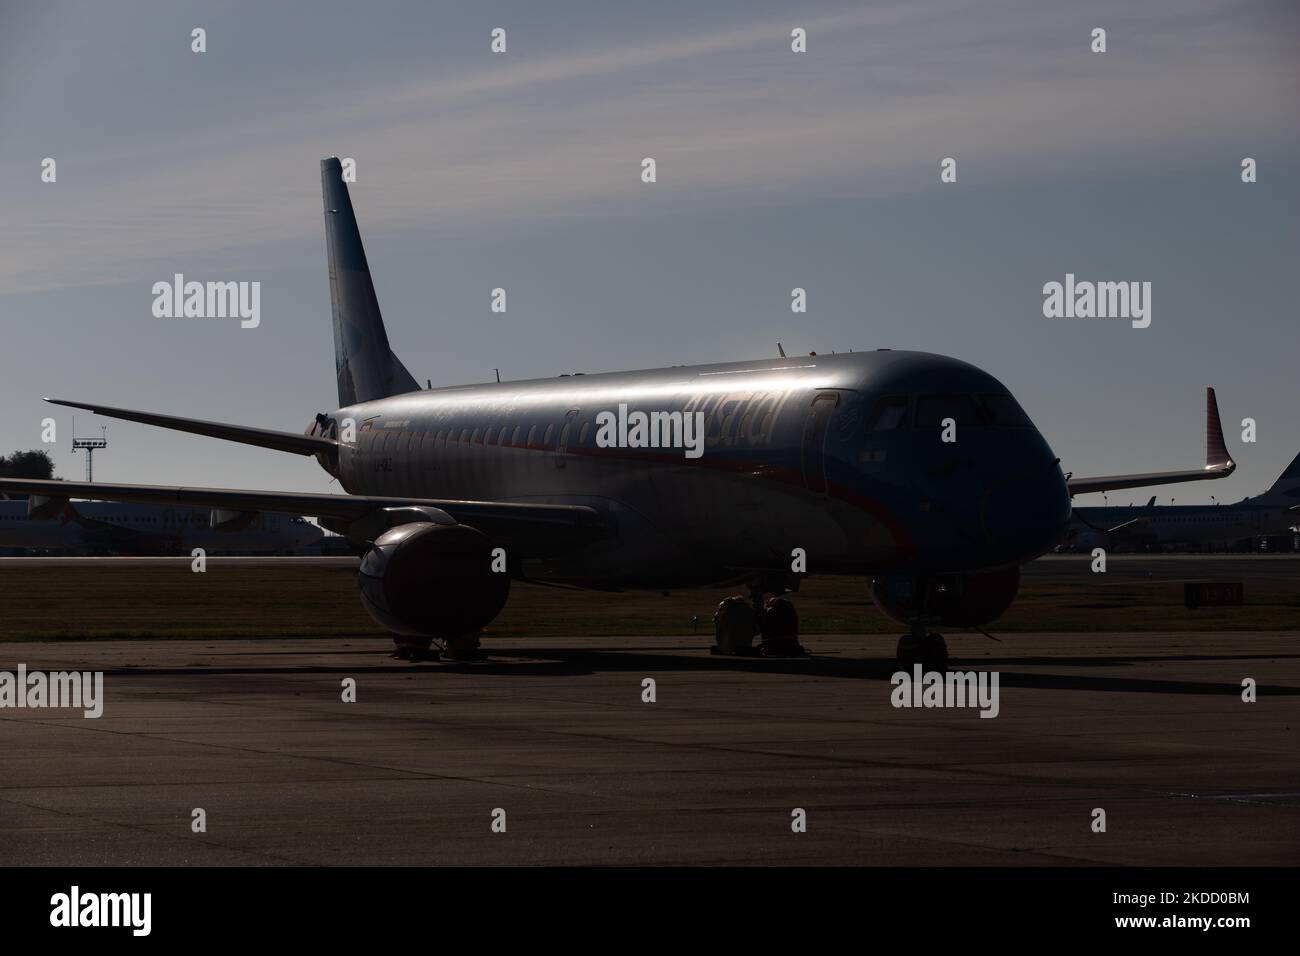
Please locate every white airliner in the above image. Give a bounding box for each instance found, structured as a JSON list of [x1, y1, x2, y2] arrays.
[[1070, 445, 1300, 552], [0, 499, 323, 555]]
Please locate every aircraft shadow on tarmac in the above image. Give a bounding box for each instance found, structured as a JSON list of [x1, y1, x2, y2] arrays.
[[77, 644, 1300, 697]]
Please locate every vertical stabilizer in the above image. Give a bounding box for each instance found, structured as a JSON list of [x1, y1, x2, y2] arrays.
[[1261, 450, 1300, 502], [321, 157, 421, 407]]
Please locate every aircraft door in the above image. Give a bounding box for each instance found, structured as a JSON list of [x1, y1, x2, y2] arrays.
[[800, 391, 842, 493]]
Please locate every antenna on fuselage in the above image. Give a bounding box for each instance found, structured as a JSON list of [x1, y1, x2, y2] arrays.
[[777, 343, 786, 358], [494, 368, 501, 383]]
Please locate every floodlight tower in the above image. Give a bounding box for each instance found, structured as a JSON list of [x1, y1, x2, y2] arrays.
[[71, 421, 108, 482]]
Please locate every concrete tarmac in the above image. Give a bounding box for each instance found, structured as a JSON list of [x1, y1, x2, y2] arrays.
[[2, 629, 1297, 866]]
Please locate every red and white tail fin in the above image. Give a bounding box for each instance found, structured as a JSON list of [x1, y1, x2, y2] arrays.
[[1205, 387, 1232, 471], [1067, 386, 1236, 496]]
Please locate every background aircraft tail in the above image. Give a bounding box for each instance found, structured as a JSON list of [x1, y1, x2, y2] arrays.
[[1260, 449, 1300, 503], [321, 157, 421, 407]]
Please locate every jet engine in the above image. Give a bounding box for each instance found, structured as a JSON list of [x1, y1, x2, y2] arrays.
[[358, 522, 510, 637], [871, 566, 1020, 628]]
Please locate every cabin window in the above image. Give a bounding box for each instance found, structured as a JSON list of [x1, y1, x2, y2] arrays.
[[543, 423, 555, 447], [527, 425, 537, 446], [512, 425, 522, 446], [579, 421, 591, 445]]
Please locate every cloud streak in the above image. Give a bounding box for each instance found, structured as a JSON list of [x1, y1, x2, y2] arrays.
[[1, 0, 1293, 295]]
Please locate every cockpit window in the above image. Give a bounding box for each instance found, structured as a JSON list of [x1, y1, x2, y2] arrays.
[[866, 396, 909, 431], [980, 394, 1032, 427], [915, 394, 985, 427]]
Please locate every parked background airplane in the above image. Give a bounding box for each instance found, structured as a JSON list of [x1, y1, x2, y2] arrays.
[[1069, 448, 1300, 553], [0, 499, 323, 555], [0, 158, 1237, 669]]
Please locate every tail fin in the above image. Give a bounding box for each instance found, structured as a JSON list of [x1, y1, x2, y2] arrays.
[[1205, 387, 1231, 470], [1262, 449, 1300, 502], [321, 157, 421, 407]]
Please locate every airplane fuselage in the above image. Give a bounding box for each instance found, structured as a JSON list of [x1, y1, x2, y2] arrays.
[[315, 350, 1073, 588], [1071, 500, 1297, 551]]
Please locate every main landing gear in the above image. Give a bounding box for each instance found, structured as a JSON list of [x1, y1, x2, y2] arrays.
[[391, 632, 483, 662], [712, 576, 807, 658]]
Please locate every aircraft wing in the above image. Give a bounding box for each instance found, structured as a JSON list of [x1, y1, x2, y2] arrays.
[[0, 478, 604, 553], [44, 398, 335, 458], [1066, 387, 1235, 496]]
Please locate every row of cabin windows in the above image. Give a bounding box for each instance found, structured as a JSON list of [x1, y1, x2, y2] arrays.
[[379, 394, 788, 454]]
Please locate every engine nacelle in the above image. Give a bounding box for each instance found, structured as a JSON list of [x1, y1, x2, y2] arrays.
[[871, 567, 1020, 629], [358, 522, 510, 638]]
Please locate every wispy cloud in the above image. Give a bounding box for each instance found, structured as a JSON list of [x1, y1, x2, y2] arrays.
[[1, 0, 1293, 294]]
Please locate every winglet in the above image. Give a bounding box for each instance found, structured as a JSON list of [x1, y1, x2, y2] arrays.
[[1066, 386, 1235, 497], [1205, 386, 1232, 471]]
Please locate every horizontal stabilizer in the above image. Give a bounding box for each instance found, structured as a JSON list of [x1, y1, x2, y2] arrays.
[[45, 398, 335, 458]]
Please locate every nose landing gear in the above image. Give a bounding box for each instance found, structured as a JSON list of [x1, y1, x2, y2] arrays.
[[895, 627, 949, 673], [873, 574, 952, 672]]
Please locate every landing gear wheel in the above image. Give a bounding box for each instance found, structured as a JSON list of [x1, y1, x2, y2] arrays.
[[443, 632, 483, 661], [758, 596, 807, 657], [922, 632, 949, 672], [391, 636, 439, 662], [711, 596, 757, 656], [895, 632, 948, 672], [895, 634, 921, 672]]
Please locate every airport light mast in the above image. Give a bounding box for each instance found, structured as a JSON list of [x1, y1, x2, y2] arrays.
[[71, 421, 108, 482]]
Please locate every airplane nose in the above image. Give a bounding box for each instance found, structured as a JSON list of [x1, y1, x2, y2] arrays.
[[978, 467, 1071, 558]]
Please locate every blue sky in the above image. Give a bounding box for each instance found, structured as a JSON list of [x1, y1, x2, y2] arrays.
[[1, 0, 1296, 504]]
